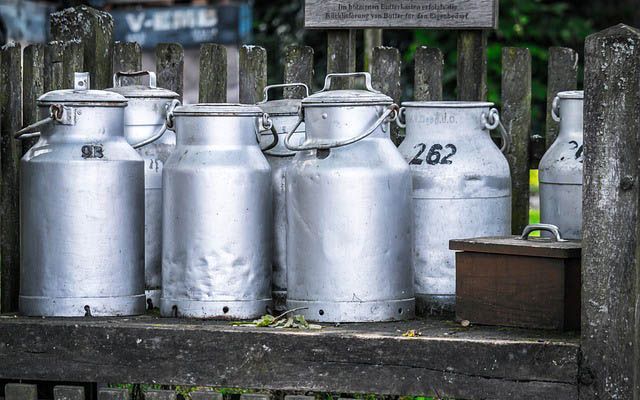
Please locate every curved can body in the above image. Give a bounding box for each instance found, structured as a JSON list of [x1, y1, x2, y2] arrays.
[[285, 73, 415, 323], [107, 72, 180, 307], [397, 102, 512, 315], [19, 76, 145, 317], [161, 104, 273, 319], [539, 91, 584, 240]]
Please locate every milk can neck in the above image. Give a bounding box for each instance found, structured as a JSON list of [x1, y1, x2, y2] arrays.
[[175, 115, 260, 146], [403, 104, 491, 138], [558, 98, 584, 137], [41, 106, 125, 141]]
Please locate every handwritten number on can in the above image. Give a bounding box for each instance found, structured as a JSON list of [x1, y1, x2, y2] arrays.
[[81, 144, 104, 159], [410, 143, 457, 165], [569, 141, 584, 162]]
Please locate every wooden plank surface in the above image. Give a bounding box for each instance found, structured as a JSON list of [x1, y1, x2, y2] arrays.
[[371, 46, 401, 143], [199, 44, 227, 103], [580, 24, 640, 400], [457, 30, 487, 101], [304, 0, 498, 29], [283, 45, 314, 98], [156, 43, 184, 100], [113, 42, 142, 87], [0, 316, 579, 400], [22, 44, 45, 154], [239, 45, 267, 104], [414, 46, 443, 101], [545, 47, 579, 150], [327, 30, 356, 89], [450, 236, 581, 258]]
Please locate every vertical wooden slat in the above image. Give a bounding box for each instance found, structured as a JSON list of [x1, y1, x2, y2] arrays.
[[54, 386, 85, 400], [414, 46, 444, 101], [502, 47, 532, 234], [240, 395, 270, 400], [22, 43, 45, 154], [239, 45, 267, 104], [283, 45, 314, 99], [98, 388, 128, 400], [580, 24, 640, 400], [456, 30, 487, 101], [50, 5, 114, 89], [199, 43, 227, 103], [371, 46, 402, 144], [113, 41, 142, 87], [0, 42, 22, 313], [45, 41, 65, 92], [364, 28, 383, 72], [5, 384, 38, 400], [63, 40, 85, 89], [545, 47, 579, 149], [283, 397, 314, 400], [144, 390, 175, 400], [156, 43, 184, 100], [327, 30, 356, 89], [190, 391, 222, 400]]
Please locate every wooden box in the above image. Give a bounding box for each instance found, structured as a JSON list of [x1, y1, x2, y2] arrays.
[[450, 234, 581, 331]]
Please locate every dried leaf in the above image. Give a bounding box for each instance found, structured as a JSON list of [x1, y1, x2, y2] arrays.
[[402, 329, 422, 337]]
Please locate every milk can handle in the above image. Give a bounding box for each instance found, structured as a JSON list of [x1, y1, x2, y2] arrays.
[[14, 104, 64, 140], [518, 224, 567, 242], [482, 108, 511, 154], [259, 113, 279, 152], [551, 95, 561, 122], [259, 83, 310, 103], [113, 71, 157, 88], [396, 107, 407, 128], [132, 99, 181, 149], [319, 72, 380, 93], [284, 104, 399, 151]]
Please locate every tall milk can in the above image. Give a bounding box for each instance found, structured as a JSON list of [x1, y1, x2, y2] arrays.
[[16, 72, 145, 317], [284, 72, 415, 323], [397, 102, 512, 315], [106, 71, 180, 308], [539, 91, 584, 239], [160, 104, 275, 319], [256, 83, 308, 311]]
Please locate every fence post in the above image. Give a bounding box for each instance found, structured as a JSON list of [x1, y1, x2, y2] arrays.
[[364, 29, 383, 72], [22, 44, 44, 154], [414, 46, 443, 101], [0, 43, 22, 313], [144, 390, 176, 400], [283, 45, 314, 98], [156, 43, 184, 100], [5, 384, 38, 400], [327, 30, 356, 89], [113, 42, 142, 86], [545, 47, 579, 150], [98, 388, 128, 400], [371, 46, 401, 144], [190, 392, 222, 400], [54, 386, 85, 400], [50, 5, 113, 90], [457, 30, 487, 101], [199, 43, 227, 103], [502, 47, 532, 235], [239, 45, 267, 104], [580, 24, 640, 400], [63, 41, 85, 89]]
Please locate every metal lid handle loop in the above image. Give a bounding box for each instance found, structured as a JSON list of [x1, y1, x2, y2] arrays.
[[482, 108, 511, 154], [113, 71, 157, 88], [518, 223, 567, 242], [395, 106, 407, 129], [319, 72, 380, 94], [259, 83, 310, 103], [258, 113, 279, 152]]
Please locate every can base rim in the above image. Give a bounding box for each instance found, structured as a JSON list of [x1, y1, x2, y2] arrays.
[[160, 298, 272, 319], [415, 294, 455, 317], [19, 294, 146, 317], [286, 298, 415, 323]]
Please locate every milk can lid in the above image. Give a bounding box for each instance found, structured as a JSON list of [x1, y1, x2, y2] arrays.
[[106, 71, 180, 99], [38, 73, 127, 106], [302, 72, 392, 106], [556, 90, 583, 99], [172, 103, 265, 116]]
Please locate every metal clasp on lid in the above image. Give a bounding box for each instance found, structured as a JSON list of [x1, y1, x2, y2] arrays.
[[74, 72, 90, 91]]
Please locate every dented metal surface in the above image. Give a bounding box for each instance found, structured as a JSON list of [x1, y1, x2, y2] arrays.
[[539, 91, 584, 240], [397, 101, 512, 314]]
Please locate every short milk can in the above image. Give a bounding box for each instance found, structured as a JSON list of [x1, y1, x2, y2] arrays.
[[539, 91, 584, 239], [256, 83, 308, 311], [161, 104, 274, 319], [284, 72, 415, 323], [16, 72, 145, 317], [397, 102, 512, 315], [106, 71, 180, 307]]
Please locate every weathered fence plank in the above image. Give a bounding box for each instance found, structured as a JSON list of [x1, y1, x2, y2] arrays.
[[45, 41, 65, 92], [580, 24, 640, 400], [283, 397, 314, 400], [414, 46, 443, 101], [190, 391, 222, 400], [54, 386, 85, 400], [63, 41, 85, 89], [240, 394, 271, 400], [283, 45, 314, 98], [5, 384, 37, 400], [22, 44, 45, 154], [457, 30, 487, 101], [0, 43, 22, 313], [199, 43, 227, 103], [502, 47, 532, 234], [239, 45, 267, 104], [156, 43, 184, 100], [545, 47, 579, 150], [327, 30, 356, 89], [98, 388, 128, 400], [144, 390, 175, 400], [371, 46, 401, 144], [50, 5, 113, 89], [113, 42, 142, 87], [364, 28, 382, 72]]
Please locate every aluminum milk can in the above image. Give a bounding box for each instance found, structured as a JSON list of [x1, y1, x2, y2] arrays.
[[397, 102, 512, 315], [106, 71, 180, 308], [256, 83, 308, 311], [160, 104, 274, 319], [539, 91, 584, 239], [16, 72, 145, 317], [284, 72, 415, 323]]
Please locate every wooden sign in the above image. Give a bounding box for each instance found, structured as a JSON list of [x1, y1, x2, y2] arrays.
[[304, 0, 499, 30]]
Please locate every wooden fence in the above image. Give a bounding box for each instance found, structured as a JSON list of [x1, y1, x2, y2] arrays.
[[0, 5, 639, 400]]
